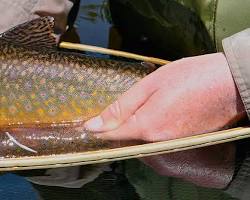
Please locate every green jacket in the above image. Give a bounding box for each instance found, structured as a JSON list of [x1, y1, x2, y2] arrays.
[[109, 0, 250, 58], [109, 1, 250, 199], [164, 0, 250, 51]]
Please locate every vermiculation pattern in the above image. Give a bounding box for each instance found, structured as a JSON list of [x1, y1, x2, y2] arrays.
[[0, 42, 147, 128]]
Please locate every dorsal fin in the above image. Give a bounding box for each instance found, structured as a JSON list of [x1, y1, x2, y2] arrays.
[[0, 17, 57, 49]]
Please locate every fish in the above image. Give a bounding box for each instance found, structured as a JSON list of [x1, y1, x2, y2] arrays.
[[0, 17, 151, 158]]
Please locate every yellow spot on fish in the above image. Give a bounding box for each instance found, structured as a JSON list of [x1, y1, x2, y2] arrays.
[[48, 105, 58, 116], [85, 99, 92, 106], [57, 82, 64, 89], [92, 91, 97, 96], [21, 71, 26, 76], [71, 100, 81, 114], [75, 63, 80, 69], [50, 88, 56, 95], [9, 105, 17, 114], [97, 68, 102, 73], [33, 101, 40, 106], [77, 74, 84, 82], [1, 96, 6, 103], [87, 68, 93, 74], [58, 64, 63, 70], [16, 65, 21, 70], [2, 63, 7, 70], [31, 93, 36, 99], [28, 67, 34, 73], [62, 111, 69, 117], [22, 61, 28, 65], [87, 80, 93, 87], [13, 59, 18, 64], [0, 109, 6, 119], [15, 84, 19, 89], [19, 95, 25, 100], [59, 71, 64, 78], [37, 108, 45, 116], [44, 68, 48, 73], [69, 85, 75, 93]]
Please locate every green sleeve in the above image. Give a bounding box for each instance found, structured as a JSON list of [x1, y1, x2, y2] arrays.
[[109, 0, 250, 56], [172, 0, 250, 51], [215, 0, 250, 51]]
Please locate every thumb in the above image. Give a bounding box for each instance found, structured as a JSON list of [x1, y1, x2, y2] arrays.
[[84, 75, 157, 132]]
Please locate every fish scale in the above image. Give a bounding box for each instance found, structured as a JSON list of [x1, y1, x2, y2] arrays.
[[0, 17, 150, 157], [0, 44, 147, 127]]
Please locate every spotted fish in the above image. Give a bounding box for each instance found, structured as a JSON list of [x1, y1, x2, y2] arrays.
[[0, 17, 150, 157]]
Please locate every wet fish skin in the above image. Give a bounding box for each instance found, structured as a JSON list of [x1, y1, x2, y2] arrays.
[[0, 41, 149, 128], [0, 17, 151, 157], [0, 127, 109, 158], [0, 126, 144, 158], [0, 44, 147, 156]]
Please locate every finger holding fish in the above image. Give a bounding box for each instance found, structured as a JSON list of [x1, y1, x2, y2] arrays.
[[84, 72, 160, 132], [85, 54, 246, 143]]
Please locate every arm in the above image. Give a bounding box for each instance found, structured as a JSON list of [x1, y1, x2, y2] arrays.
[[84, 31, 250, 193], [222, 28, 250, 200]]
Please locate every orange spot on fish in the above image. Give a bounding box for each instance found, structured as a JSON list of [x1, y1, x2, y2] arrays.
[[9, 105, 17, 114], [40, 78, 46, 84]]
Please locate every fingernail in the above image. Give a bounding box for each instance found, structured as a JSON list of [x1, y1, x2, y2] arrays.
[[84, 116, 103, 131]]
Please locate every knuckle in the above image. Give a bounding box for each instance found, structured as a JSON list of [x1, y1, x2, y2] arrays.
[[130, 112, 150, 140], [107, 100, 122, 121], [140, 127, 156, 142], [141, 132, 155, 142], [127, 113, 143, 137], [129, 114, 139, 128]]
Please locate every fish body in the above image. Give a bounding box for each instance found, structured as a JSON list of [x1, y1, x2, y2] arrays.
[[0, 17, 148, 128], [0, 17, 149, 157], [0, 41, 146, 128]]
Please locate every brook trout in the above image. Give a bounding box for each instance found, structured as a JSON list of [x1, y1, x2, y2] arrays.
[[0, 17, 150, 157]]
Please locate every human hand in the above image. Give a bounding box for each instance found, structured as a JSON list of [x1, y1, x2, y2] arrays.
[[84, 53, 246, 142]]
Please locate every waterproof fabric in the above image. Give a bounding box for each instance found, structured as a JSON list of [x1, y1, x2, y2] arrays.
[[109, 0, 215, 59], [216, 0, 250, 51], [223, 29, 250, 200], [109, 0, 250, 58], [223, 29, 250, 119], [23, 160, 234, 200]]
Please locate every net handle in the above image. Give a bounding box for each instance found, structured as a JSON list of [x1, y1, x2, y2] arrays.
[[59, 42, 170, 65]]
